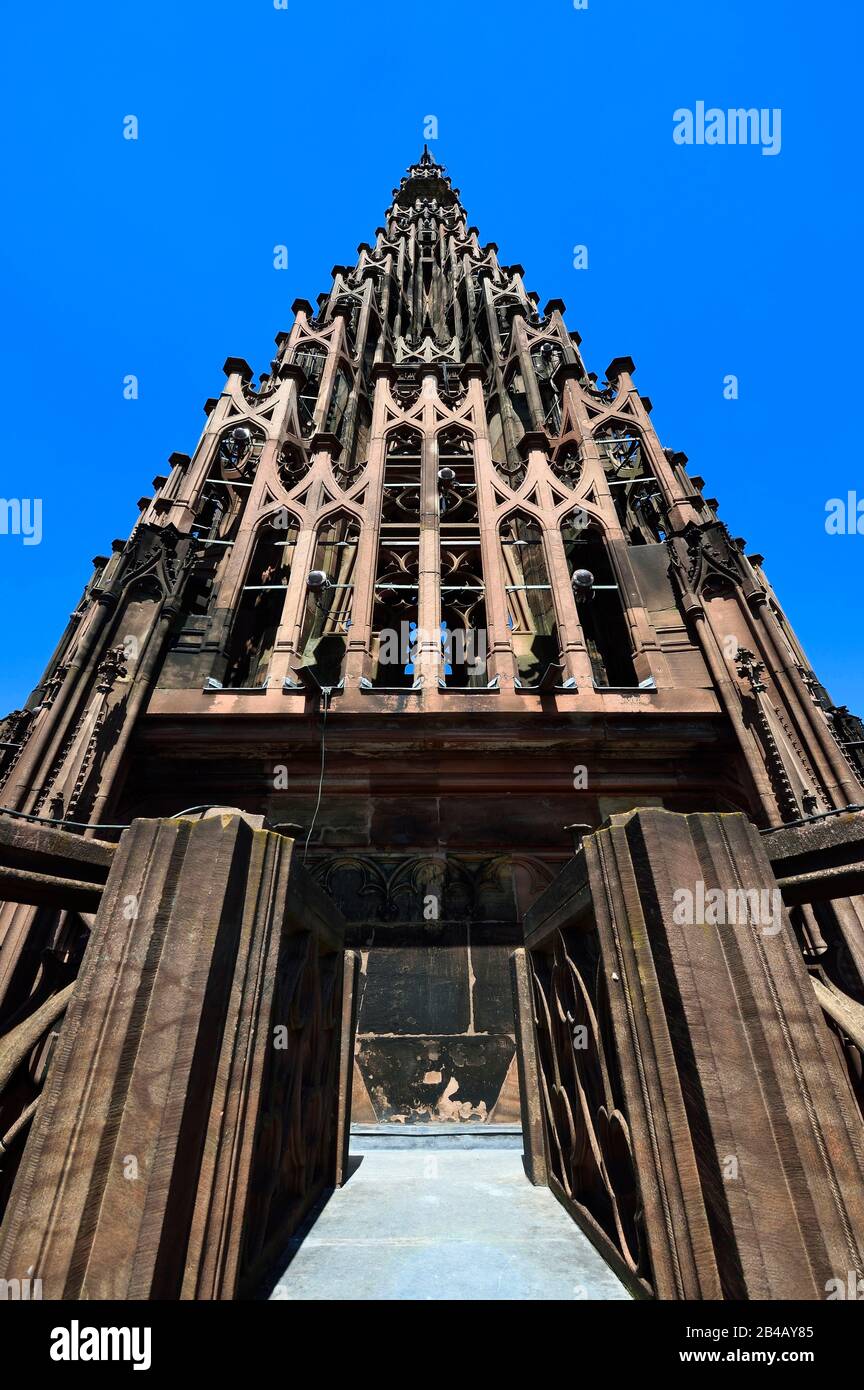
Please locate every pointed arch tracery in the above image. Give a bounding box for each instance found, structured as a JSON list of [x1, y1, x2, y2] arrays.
[[439, 427, 486, 686], [185, 422, 267, 629], [549, 439, 583, 491], [593, 423, 665, 544], [370, 428, 423, 687]]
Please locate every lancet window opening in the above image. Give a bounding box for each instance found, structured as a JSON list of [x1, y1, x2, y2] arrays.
[[531, 341, 564, 435], [499, 513, 560, 687], [186, 424, 266, 623], [562, 516, 639, 687], [335, 395, 371, 487], [298, 512, 360, 689], [325, 367, 352, 441], [473, 297, 492, 363], [494, 296, 520, 349], [202, 422, 265, 519], [595, 424, 665, 545], [505, 364, 533, 435], [223, 514, 299, 689], [438, 428, 486, 687], [362, 314, 381, 382], [371, 427, 422, 687], [293, 343, 328, 436]]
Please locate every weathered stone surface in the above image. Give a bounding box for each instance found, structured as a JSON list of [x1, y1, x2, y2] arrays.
[[521, 808, 864, 1300], [0, 814, 114, 882], [509, 948, 547, 1185], [0, 812, 350, 1300], [355, 1035, 514, 1124]]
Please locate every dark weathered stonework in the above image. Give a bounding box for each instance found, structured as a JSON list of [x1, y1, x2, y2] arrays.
[[518, 809, 864, 1301], [0, 811, 352, 1299]]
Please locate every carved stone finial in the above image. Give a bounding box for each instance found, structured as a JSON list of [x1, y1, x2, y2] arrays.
[[95, 647, 128, 693], [735, 647, 767, 694]]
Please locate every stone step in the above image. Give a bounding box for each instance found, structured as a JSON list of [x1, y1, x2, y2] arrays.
[[350, 1122, 523, 1150]]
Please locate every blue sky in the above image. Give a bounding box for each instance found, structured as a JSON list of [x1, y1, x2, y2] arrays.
[[0, 0, 861, 713]]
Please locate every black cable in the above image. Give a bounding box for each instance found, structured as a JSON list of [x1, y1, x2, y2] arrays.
[[2, 680, 343, 843], [760, 803, 864, 834], [0, 805, 131, 832], [0, 802, 234, 833], [303, 688, 331, 863]]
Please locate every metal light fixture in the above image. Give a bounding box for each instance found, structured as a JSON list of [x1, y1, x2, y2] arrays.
[[220, 424, 252, 467], [572, 567, 595, 603], [438, 466, 456, 515], [306, 570, 331, 593]]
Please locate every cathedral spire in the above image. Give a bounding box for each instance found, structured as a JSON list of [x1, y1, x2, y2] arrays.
[[397, 146, 455, 207], [2, 140, 864, 1294]]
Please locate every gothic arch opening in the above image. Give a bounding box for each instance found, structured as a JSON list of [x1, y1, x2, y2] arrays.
[[183, 424, 266, 631], [500, 512, 560, 686], [293, 342, 328, 435], [298, 511, 359, 689], [325, 366, 352, 441], [562, 516, 639, 687], [505, 362, 532, 436], [531, 340, 564, 434], [439, 428, 486, 686], [371, 428, 422, 687], [549, 439, 583, 491], [224, 513, 299, 689], [594, 423, 665, 545]]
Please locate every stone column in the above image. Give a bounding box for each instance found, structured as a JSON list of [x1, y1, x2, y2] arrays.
[[0, 810, 353, 1300], [583, 808, 864, 1300]]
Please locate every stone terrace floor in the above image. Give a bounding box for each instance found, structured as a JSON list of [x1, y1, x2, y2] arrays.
[[265, 1127, 631, 1301]]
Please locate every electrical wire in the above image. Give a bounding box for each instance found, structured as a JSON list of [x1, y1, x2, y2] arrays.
[[1, 680, 339, 846], [759, 803, 864, 834], [0, 806, 131, 832], [0, 803, 240, 833], [303, 687, 331, 863]]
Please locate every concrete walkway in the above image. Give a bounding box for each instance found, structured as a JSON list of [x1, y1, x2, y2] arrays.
[[267, 1144, 630, 1301]]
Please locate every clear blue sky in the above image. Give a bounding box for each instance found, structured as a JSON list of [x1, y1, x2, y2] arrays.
[[1, 0, 861, 713]]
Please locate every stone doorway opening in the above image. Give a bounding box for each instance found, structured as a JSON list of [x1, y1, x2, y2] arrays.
[[309, 851, 556, 1125]]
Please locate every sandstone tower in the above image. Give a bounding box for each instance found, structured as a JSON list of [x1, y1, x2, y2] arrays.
[[1, 150, 863, 1300]]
